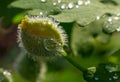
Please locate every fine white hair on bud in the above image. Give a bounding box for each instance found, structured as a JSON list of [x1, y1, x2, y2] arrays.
[[17, 15, 68, 61]]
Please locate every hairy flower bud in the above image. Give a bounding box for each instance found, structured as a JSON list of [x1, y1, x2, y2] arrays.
[[18, 16, 67, 61]]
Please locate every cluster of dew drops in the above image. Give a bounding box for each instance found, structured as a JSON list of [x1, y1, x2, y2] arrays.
[[40, 0, 120, 34], [94, 65, 120, 81], [103, 13, 120, 33], [94, 73, 119, 81], [40, 0, 91, 10]]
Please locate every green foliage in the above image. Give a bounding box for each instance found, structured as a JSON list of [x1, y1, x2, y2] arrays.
[[10, 0, 120, 26], [1, 0, 120, 82], [9, 0, 61, 16], [0, 0, 24, 27], [43, 70, 85, 82]]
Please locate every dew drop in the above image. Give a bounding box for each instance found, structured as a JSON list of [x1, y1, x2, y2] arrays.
[[103, 16, 120, 33], [117, 13, 120, 16], [114, 16, 119, 20], [39, 12, 43, 15], [44, 38, 62, 52], [116, 27, 120, 31], [3, 71, 11, 76], [57, 0, 62, 3], [78, 0, 83, 5], [84, 0, 91, 5], [76, 5, 79, 8], [96, 16, 100, 20], [0, 68, 12, 82], [53, 2, 57, 6], [113, 73, 119, 80], [109, 77, 112, 80], [94, 77, 99, 80], [61, 4, 66, 9], [68, 2, 74, 9], [108, 18, 112, 23], [40, 0, 46, 3]]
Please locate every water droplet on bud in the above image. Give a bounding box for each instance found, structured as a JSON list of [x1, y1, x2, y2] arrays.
[[44, 38, 62, 52]]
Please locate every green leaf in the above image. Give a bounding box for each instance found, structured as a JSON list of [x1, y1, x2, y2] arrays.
[[52, 1, 104, 25], [111, 0, 120, 5], [9, 0, 61, 15], [70, 17, 120, 67], [10, 0, 120, 26], [52, 0, 120, 26], [100, 0, 119, 6]]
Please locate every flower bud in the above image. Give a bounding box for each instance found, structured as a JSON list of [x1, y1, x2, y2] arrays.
[[18, 16, 67, 61]]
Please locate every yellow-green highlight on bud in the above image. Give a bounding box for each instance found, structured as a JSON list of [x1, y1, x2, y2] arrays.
[[18, 15, 68, 61]]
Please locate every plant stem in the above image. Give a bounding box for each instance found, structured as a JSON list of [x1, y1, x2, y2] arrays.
[[63, 55, 87, 73]]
